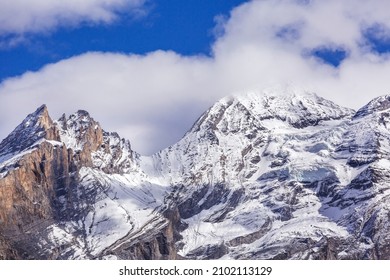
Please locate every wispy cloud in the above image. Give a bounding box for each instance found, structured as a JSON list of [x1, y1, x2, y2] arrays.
[[3, 0, 390, 154], [0, 0, 147, 35]]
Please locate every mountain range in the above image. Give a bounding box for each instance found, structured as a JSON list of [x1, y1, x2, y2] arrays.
[[1, 88, 390, 259]]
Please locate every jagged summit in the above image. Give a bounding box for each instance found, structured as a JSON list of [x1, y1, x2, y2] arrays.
[[14, 104, 51, 132], [55, 109, 103, 152], [1, 105, 138, 174], [20, 104, 53, 131], [0, 105, 101, 160], [34, 104, 48, 115], [353, 94, 390, 119], [0, 104, 59, 159], [190, 89, 354, 137]]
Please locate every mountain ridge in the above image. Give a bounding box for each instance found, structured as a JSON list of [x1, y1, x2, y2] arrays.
[[1, 89, 390, 259]]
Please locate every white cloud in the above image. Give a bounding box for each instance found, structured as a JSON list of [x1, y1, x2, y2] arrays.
[[3, 0, 390, 154], [0, 52, 215, 154], [213, 0, 390, 56], [0, 0, 146, 35]]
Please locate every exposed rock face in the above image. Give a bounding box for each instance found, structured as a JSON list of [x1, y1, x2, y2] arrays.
[[2, 90, 390, 260], [0, 142, 72, 226], [102, 220, 179, 260], [353, 95, 390, 119], [56, 110, 104, 167], [0, 106, 82, 259], [0, 105, 60, 159], [0, 234, 19, 260]]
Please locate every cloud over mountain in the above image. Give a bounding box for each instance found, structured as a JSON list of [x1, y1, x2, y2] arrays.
[[2, 0, 390, 154]]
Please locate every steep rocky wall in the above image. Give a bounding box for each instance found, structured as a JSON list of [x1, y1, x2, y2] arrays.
[[0, 141, 79, 258], [115, 224, 179, 260], [0, 142, 76, 227], [0, 234, 19, 260], [101, 220, 180, 260]]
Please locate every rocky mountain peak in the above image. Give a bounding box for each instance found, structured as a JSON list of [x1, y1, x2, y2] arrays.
[[353, 94, 390, 119], [0, 104, 60, 159], [53, 109, 139, 173], [33, 104, 49, 122], [56, 109, 103, 152], [67, 110, 95, 130], [21, 104, 52, 131]]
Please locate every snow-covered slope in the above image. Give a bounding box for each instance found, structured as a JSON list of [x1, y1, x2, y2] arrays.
[[2, 89, 390, 259], [149, 90, 360, 259], [153, 90, 353, 185]]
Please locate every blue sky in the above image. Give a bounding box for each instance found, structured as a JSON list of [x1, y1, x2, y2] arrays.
[[0, 0, 247, 82], [2, 0, 390, 154]]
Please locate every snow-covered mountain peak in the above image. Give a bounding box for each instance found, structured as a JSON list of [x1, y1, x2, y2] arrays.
[[0, 104, 59, 159], [54, 109, 139, 174], [235, 90, 354, 128], [354, 94, 390, 119], [190, 89, 354, 138], [18, 104, 52, 131], [156, 90, 355, 189], [64, 110, 98, 132], [55, 109, 103, 152]]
